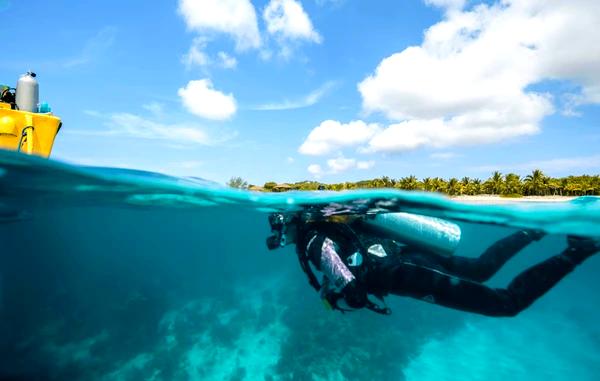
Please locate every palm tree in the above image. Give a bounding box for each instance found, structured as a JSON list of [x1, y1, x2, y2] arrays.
[[261, 172, 598, 196], [471, 178, 482, 195], [398, 175, 420, 190], [446, 178, 462, 195], [380, 176, 395, 188], [371, 177, 386, 188], [524, 169, 547, 196], [433, 177, 447, 193], [503, 173, 522, 195], [422, 177, 435, 192], [485, 171, 504, 194], [594, 176, 600, 195], [547, 178, 562, 196], [564, 177, 583, 196], [460, 177, 472, 195]]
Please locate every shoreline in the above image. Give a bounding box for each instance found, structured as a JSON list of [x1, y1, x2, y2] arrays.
[[450, 195, 577, 204]]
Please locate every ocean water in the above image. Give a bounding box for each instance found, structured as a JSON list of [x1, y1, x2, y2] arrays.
[[0, 150, 599, 381]]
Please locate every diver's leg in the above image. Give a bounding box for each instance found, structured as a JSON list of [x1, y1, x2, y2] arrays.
[[438, 230, 544, 282], [370, 238, 598, 317]]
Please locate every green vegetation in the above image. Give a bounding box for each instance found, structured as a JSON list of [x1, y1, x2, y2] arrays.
[[226, 176, 248, 189], [242, 170, 600, 196], [263, 181, 277, 190]]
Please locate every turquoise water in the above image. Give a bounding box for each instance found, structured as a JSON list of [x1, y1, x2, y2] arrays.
[[1, 150, 599, 381]]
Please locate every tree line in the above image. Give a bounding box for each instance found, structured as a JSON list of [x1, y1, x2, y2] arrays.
[[228, 170, 600, 196]]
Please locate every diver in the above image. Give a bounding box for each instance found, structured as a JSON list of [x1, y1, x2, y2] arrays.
[[266, 212, 600, 317]]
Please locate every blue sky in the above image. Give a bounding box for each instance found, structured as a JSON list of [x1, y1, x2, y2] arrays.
[[1, 0, 599, 185]]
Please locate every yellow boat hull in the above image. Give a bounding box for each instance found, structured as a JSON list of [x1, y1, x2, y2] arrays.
[[0, 103, 61, 158]]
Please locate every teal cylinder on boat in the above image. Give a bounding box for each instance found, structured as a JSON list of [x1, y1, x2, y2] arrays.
[[358, 212, 461, 256]]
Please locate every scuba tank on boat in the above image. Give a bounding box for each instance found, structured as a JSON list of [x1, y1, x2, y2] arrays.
[[15, 72, 39, 112], [0, 71, 62, 157], [357, 212, 461, 257]]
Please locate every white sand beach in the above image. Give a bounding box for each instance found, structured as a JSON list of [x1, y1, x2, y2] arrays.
[[451, 195, 577, 204]]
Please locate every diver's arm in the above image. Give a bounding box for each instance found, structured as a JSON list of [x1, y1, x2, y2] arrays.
[[318, 237, 356, 290], [305, 234, 367, 309]]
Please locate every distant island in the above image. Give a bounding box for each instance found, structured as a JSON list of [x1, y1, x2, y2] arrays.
[[227, 170, 600, 198]]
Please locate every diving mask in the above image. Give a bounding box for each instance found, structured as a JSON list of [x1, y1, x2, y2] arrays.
[[266, 213, 298, 250]]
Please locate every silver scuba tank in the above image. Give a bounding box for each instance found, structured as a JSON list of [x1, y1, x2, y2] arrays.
[[358, 212, 462, 257], [15, 72, 39, 112]]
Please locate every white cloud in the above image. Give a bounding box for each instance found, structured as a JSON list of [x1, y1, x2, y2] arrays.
[[327, 157, 374, 173], [178, 0, 319, 64], [307, 164, 323, 176], [327, 157, 356, 172], [356, 160, 375, 170], [110, 113, 209, 144], [264, 0, 322, 43], [430, 152, 459, 160], [63, 26, 117, 68], [286, 156, 295, 163], [357, 0, 600, 153], [308, 156, 375, 176], [299, 120, 381, 156], [84, 110, 102, 118], [217, 51, 237, 69], [178, 0, 261, 51], [142, 102, 165, 117], [66, 111, 237, 147], [298, 114, 539, 156], [424, 0, 466, 11], [472, 154, 600, 174], [182, 39, 237, 70], [255, 82, 335, 110], [258, 49, 274, 61], [182, 37, 210, 68], [367, 118, 540, 153], [178, 79, 237, 120]]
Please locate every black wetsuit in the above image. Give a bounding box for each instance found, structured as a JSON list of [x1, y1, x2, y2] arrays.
[[296, 222, 596, 317]]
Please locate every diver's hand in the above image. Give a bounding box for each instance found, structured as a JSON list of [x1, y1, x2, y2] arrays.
[[342, 281, 368, 309]]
